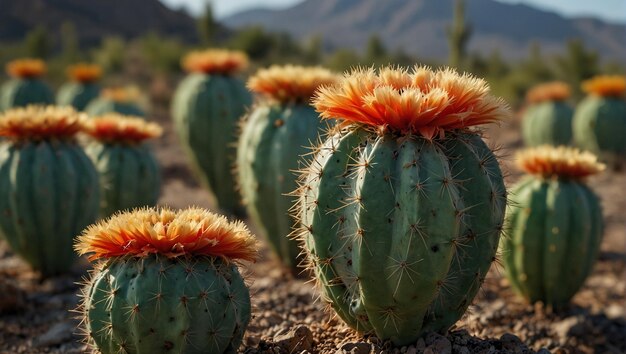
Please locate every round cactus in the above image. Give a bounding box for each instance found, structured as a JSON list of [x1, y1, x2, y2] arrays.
[[295, 66, 511, 345], [573, 75, 626, 161], [237, 65, 337, 274], [502, 146, 604, 308], [0, 106, 99, 275], [85, 87, 146, 117], [172, 49, 252, 217], [75, 207, 257, 354], [83, 114, 162, 217], [57, 63, 102, 111], [0, 59, 54, 111], [522, 82, 573, 146]]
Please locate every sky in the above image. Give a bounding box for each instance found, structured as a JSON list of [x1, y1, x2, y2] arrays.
[[161, 0, 626, 24]]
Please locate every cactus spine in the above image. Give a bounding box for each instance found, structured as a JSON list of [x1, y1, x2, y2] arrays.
[[84, 114, 162, 217], [0, 106, 99, 275], [76, 207, 257, 354], [296, 66, 510, 345], [502, 146, 604, 308], [85, 87, 146, 117], [172, 49, 252, 216], [237, 65, 337, 273], [57, 63, 102, 111], [0, 59, 54, 111], [522, 82, 573, 146]]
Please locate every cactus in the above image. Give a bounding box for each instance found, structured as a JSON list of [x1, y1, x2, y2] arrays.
[[75, 207, 257, 354], [57, 63, 102, 111], [83, 114, 162, 217], [502, 146, 604, 308], [172, 49, 252, 216], [295, 66, 510, 345], [0, 59, 54, 111], [85, 87, 146, 117], [237, 65, 337, 274], [0, 106, 99, 275], [573, 75, 626, 161], [522, 82, 573, 146]]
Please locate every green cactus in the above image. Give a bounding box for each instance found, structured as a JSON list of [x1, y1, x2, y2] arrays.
[[0, 59, 53, 111], [502, 146, 604, 308], [172, 50, 251, 216], [85, 97, 145, 117], [57, 83, 100, 111], [573, 96, 626, 159], [523, 102, 573, 146]]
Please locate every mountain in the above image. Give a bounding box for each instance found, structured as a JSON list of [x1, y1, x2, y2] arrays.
[[0, 0, 198, 46], [225, 0, 626, 61]]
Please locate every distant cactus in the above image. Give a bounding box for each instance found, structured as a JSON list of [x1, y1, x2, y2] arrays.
[[83, 114, 162, 217], [57, 63, 102, 111], [0, 106, 99, 275], [75, 207, 257, 354], [447, 0, 472, 69], [522, 82, 573, 146], [172, 49, 252, 216], [502, 146, 604, 308], [0, 59, 54, 111], [85, 86, 146, 117], [295, 66, 510, 345], [237, 65, 337, 274]]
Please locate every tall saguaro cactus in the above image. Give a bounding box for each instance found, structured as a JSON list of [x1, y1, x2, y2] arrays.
[[447, 0, 472, 69]]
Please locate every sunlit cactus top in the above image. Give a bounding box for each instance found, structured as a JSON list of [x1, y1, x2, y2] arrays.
[[100, 86, 141, 103], [75, 207, 258, 262], [313, 66, 510, 139], [526, 81, 570, 104], [582, 75, 626, 97], [66, 63, 102, 83], [247, 65, 337, 103], [516, 145, 605, 180], [83, 114, 162, 144], [0, 105, 85, 140], [182, 49, 249, 75], [6, 58, 46, 79]]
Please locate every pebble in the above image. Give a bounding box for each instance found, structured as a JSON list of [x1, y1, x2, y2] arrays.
[[273, 325, 313, 352], [340, 341, 371, 354], [0, 278, 25, 313], [32, 321, 74, 347]]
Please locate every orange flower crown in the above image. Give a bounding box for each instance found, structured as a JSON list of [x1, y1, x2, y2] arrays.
[[314, 66, 511, 139], [100, 86, 141, 103], [75, 207, 258, 262], [248, 65, 337, 103], [0, 106, 85, 140], [182, 49, 249, 75], [67, 63, 102, 83], [83, 114, 162, 144], [6, 59, 46, 79], [516, 146, 605, 180], [582, 75, 626, 97], [526, 82, 570, 104]]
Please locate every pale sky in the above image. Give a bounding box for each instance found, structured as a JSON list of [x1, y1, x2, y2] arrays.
[[161, 0, 626, 24]]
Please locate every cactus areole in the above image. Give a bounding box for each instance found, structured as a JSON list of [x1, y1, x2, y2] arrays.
[[0, 59, 54, 111], [502, 146, 604, 308], [522, 82, 573, 147], [296, 66, 511, 345], [172, 49, 252, 217], [75, 207, 257, 354], [57, 63, 102, 111], [237, 65, 337, 274]]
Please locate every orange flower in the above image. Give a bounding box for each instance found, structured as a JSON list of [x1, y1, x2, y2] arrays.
[[313, 66, 510, 139], [75, 207, 258, 262], [582, 75, 626, 97], [248, 65, 337, 103], [182, 49, 248, 75], [100, 86, 141, 103], [6, 59, 46, 79], [516, 146, 605, 180], [83, 114, 162, 144], [526, 82, 570, 104], [67, 63, 102, 83], [0, 106, 85, 140]]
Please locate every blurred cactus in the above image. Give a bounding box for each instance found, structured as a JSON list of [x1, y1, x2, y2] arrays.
[[447, 0, 472, 69]]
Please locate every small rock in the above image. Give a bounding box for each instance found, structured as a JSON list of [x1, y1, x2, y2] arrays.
[[274, 325, 313, 352], [536, 349, 551, 354], [0, 278, 25, 313], [415, 338, 426, 350], [424, 335, 451, 354], [33, 321, 74, 347], [500, 333, 523, 351], [406, 346, 417, 354], [340, 342, 371, 354], [553, 316, 585, 341]]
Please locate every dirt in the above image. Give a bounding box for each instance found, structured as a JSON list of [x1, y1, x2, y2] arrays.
[[0, 113, 624, 354]]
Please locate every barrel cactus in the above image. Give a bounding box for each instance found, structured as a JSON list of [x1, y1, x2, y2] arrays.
[[75, 207, 257, 354], [0, 106, 99, 275], [522, 81, 573, 147], [573, 75, 626, 161], [0, 59, 54, 111], [172, 49, 252, 216], [83, 114, 162, 217], [86, 87, 146, 117], [502, 146, 604, 308], [57, 63, 102, 111], [237, 65, 337, 274], [295, 66, 511, 345]]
